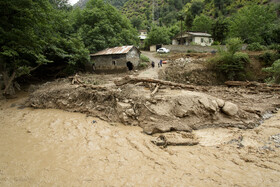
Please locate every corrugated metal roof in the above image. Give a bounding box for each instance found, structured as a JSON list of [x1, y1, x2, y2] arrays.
[[90, 46, 134, 56]]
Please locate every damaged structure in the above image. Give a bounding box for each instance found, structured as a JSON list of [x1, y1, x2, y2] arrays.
[[90, 46, 140, 73]]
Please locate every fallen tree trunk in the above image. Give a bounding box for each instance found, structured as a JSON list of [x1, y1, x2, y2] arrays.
[[225, 81, 280, 91], [115, 76, 197, 91]]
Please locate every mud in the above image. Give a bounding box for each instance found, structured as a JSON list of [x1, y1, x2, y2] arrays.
[[26, 75, 274, 134], [0, 94, 280, 186]]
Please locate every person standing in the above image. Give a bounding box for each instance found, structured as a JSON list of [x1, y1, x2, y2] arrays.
[[151, 61, 155, 68]]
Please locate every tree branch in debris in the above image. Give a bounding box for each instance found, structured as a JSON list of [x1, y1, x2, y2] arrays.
[[114, 76, 197, 91]]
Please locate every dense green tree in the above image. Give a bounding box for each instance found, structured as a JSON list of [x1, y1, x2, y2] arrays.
[[229, 5, 277, 44], [75, 0, 139, 53], [130, 16, 143, 30], [192, 14, 213, 33], [144, 26, 171, 47], [0, 0, 89, 95], [212, 17, 229, 43]]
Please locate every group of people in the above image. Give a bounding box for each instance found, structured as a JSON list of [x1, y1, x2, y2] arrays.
[[151, 60, 163, 68]]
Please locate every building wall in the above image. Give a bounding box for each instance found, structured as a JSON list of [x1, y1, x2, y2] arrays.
[[90, 48, 140, 73], [162, 45, 225, 53], [126, 48, 140, 67], [193, 37, 213, 46], [91, 54, 128, 73]]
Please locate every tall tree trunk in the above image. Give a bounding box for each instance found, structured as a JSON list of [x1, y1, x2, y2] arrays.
[[2, 71, 16, 96]]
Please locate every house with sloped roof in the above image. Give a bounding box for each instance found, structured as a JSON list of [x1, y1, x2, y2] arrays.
[[172, 31, 213, 46], [89, 46, 140, 73]]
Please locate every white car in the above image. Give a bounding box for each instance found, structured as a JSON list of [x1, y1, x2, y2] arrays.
[[157, 48, 170, 53]]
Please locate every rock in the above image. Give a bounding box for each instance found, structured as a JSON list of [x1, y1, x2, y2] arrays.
[[199, 97, 217, 112], [216, 99, 225, 108], [222, 102, 238, 116], [116, 102, 131, 112], [125, 108, 135, 116]]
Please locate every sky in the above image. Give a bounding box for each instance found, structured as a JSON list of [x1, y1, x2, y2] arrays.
[[69, 0, 79, 5]]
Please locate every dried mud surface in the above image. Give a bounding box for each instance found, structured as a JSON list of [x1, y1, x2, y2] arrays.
[[0, 95, 280, 186]]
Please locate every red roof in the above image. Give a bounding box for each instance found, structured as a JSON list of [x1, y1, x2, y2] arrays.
[[90, 46, 136, 57]]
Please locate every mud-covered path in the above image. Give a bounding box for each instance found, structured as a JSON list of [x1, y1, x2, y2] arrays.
[[0, 95, 279, 186], [137, 51, 165, 79]]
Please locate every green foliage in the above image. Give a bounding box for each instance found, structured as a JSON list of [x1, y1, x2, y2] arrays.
[[76, 0, 139, 53], [144, 26, 171, 47], [247, 43, 267, 51], [192, 14, 214, 33], [210, 38, 250, 81], [226, 38, 243, 55], [212, 17, 229, 43], [263, 59, 280, 83], [138, 62, 148, 69], [229, 5, 277, 44], [140, 54, 150, 62], [259, 51, 280, 67]]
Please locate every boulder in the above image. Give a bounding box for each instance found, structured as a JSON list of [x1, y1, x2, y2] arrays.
[[216, 99, 225, 108], [222, 102, 238, 116]]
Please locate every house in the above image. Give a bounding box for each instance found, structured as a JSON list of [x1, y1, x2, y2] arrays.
[[90, 46, 140, 73], [172, 31, 213, 46], [139, 30, 147, 44]]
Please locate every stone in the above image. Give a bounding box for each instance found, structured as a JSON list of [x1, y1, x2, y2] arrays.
[[222, 102, 238, 116], [126, 108, 135, 116], [216, 99, 225, 108]]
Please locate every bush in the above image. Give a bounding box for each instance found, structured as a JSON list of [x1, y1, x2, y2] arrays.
[[140, 54, 150, 62], [259, 51, 279, 67], [138, 62, 148, 69], [247, 42, 266, 51], [268, 44, 280, 52], [263, 59, 280, 83], [210, 38, 250, 81], [212, 41, 221, 45]]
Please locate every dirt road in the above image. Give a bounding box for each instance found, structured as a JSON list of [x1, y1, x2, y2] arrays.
[[0, 95, 279, 186], [137, 51, 165, 79]]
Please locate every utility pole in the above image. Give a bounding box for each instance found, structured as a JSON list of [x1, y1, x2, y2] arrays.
[[152, 0, 155, 23]]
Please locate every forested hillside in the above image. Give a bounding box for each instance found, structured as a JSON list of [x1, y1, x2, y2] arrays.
[[75, 0, 129, 8]]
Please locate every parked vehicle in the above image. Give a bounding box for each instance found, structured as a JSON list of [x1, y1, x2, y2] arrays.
[[157, 48, 170, 53]]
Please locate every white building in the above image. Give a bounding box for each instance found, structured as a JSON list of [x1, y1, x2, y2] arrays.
[[138, 30, 147, 44], [172, 31, 213, 46]]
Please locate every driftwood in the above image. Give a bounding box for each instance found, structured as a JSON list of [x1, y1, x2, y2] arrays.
[[151, 84, 160, 97], [225, 81, 280, 92], [115, 76, 197, 91], [69, 74, 108, 91]]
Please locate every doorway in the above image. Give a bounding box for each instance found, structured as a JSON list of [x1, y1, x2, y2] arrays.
[[126, 61, 133, 71]]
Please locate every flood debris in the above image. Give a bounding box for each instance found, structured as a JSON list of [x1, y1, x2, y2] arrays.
[[27, 74, 280, 135]]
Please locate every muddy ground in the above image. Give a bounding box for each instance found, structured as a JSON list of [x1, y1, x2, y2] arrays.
[[0, 93, 280, 186], [1, 52, 280, 186]]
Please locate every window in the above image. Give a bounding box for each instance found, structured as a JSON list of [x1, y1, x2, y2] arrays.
[[112, 61, 116, 65], [201, 38, 204, 43], [209, 38, 212, 43]]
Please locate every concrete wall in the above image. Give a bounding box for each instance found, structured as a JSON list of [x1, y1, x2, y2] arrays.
[[162, 45, 224, 53], [126, 48, 140, 67], [150, 45, 156, 52]]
